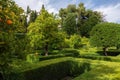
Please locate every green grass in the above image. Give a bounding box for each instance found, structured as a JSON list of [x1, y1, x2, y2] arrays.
[[74, 58, 120, 80]]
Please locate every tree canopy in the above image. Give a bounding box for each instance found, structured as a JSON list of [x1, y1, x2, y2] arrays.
[[90, 22, 120, 55], [27, 5, 64, 56], [59, 3, 103, 37]]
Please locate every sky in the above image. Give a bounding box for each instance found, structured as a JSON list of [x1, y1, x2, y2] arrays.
[[13, 0, 120, 23]]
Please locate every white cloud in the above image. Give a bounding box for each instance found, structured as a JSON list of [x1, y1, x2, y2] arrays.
[[84, 0, 95, 9], [14, 0, 120, 23], [94, 3, 120, 23], [14, 0, 57, 13], [46, 5, 58, 13]]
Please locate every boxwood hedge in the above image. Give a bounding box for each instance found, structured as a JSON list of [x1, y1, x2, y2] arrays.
[[9, 57, 90, 80]]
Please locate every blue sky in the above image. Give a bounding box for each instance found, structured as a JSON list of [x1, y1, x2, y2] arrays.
[[14, 0, 120, 23]]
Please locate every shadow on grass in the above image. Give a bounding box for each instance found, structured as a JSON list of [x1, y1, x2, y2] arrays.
[[97, 50, 120, 56]]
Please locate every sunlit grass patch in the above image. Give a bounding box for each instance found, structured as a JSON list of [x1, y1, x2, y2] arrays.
[[74, 58, 120, 80]]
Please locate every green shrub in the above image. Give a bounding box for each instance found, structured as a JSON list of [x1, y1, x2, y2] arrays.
[[26, 54, 39, 63], [9, 57, 90, 80], [39, 54, 65, 61], [39, 49, 79, 61], [64, 34, 82, 49], [60, 49, 80, 57]]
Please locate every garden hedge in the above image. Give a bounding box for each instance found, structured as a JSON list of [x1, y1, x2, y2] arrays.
[[9, 57, 90, 80]]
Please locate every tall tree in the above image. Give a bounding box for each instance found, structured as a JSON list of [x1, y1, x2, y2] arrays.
[[63, 13, 76, 36], [28, 10, 38, 25], [59, 3, 103, 37], [27, 6, 31, 14], [27, 5, 64, 56], [59, 8, 67, 27]]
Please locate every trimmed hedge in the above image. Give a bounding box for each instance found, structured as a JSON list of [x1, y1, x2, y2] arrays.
[[9, 57, 90, 80], [39, 49, 80, 61], [79, 55, 120, 62], [97, 50, 120, 56], [60, 49, 80, 57]]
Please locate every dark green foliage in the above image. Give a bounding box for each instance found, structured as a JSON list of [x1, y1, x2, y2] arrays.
[[79, 54, 120, 62], [97, 50, 120, 56], [9, 57, 90, 80], [63, 13, 76, 36], [28, 10, 38, 25], [79, 55, 112, 61], [90, 22, 120, 47], [14, 33, 28, 59], [59, 3, 103, 37], [26, 6, 31, 14]]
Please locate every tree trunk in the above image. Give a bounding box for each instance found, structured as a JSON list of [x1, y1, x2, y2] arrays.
[[44, 43, 48, 56], [103, 47, 107, 56]]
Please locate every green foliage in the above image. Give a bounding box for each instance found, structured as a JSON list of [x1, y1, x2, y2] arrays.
[[26, 54, 39, 63], [39, 49, 80, 61], [65, 34, 81, 49], [60, 49, 80, 57], [9, 57, 90, 80], [63, 13, 76, 36], [59, 3, 103, 37], [50, 31, 66, 50], [39, 54, 65, 61], [27, 7, 63, 55], [90, 22, 120, 48]]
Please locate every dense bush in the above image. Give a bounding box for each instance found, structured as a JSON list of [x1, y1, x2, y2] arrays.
[[9, 57, 90, 80]]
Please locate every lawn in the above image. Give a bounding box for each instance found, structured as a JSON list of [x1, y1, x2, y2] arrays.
[[74, 58, 120, 80]]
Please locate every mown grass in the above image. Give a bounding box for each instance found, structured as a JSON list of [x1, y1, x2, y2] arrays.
[[74, 58, 120, 80]]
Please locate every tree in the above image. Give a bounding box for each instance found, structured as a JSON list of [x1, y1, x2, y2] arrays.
[[90, 22, 120, 56], [59, 8, 67, 26], [63, 13, 76, 36], [28, 10, 38, 25], [59, 3, 103, 37], [0, 0, 25, 79], [27, 5, 64, 56], [27, 6, 31, 14], [79, 9, 103, 37]]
